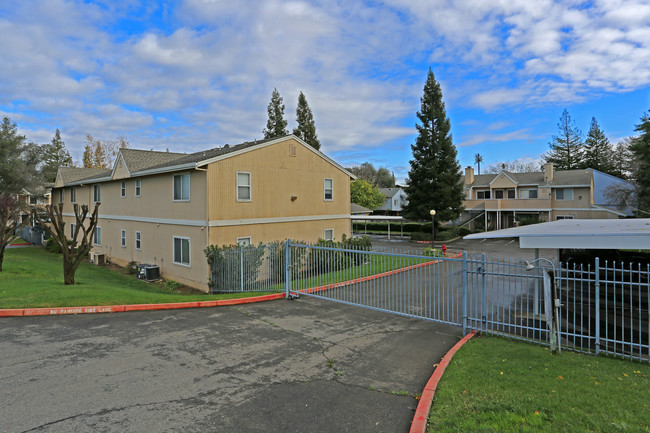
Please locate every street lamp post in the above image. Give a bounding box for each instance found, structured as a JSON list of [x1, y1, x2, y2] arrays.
[[429, 209, 436, 248]]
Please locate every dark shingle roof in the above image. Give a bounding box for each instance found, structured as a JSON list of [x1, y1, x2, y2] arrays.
[[120, 149, 186, 173], [467, 169, 592, 187], [58, 167, 111, 184]]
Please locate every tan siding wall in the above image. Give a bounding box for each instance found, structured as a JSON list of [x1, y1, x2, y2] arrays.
[[113, 157, 129, 179], [208, 218, 350, 246], [490, 176, 516, 188], [551, 187, 591, 209], [206, 138, 350, 221]]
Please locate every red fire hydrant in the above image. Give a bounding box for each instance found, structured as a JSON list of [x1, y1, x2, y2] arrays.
[[442, 244, 447, 256]]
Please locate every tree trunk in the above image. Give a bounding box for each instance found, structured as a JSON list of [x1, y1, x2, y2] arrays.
[[63, 256, 76, 285], [0, 247, 4, 272]]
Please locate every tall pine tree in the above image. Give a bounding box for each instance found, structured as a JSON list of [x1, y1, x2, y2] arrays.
[[263, 88, 289, 139], [583, 117, 614, 174], [403, 69, 463, 226], [544, 109, 585, 170], [292, 91, 321, 150], [630, 111, 650, 213], [41, 129, 73, 183]]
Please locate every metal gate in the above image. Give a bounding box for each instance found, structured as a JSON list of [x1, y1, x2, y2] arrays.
[[207, 241, 649, 362]]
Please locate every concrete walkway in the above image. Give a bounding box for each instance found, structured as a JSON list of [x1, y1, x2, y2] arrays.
[[0, 297, 462, 433]]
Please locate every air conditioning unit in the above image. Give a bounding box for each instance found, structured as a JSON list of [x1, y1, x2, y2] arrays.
[[89, 252, 105, 265], [136, 264, 161, 282]]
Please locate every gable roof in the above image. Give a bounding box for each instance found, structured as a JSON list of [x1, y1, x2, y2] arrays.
[[55, 135, 355, 187], [467, 169, 592, 188], [378, 187, 404, 198]]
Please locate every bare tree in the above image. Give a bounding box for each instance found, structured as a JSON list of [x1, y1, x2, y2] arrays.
[[0, 194, 26, 271], [32, 203, 100, 284], [603, 183, 648, 216]]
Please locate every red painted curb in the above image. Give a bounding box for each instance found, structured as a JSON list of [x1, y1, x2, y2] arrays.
[[0, 293, 286, 317], [409, 330, 478, 433]]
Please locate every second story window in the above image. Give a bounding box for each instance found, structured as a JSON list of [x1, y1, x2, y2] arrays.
[[135, 179, 141, 197], [519, 189, 538, 199], [476, 190, 490, 199], [93, 185, 101, 202], [120, 181, 126, 198], [324, 178, 333, 201], [494, 189, 504, 199], [555, 188, 574, 200], [70, 187, 76, 203], [173, 173, 190, 201], [237, 172, 251, 201], [507, 189, 516, 199], [59, 189, 64, 204]]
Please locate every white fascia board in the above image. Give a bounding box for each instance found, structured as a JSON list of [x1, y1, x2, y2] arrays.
[[196, 135, 357, 180], [519, 235, 650, 250], [65, 176, 113, 187], [548, 184, 590, 188], [209, 214, 352, 227], [131, 162, 197, 177], [64, 213, 205, 227]]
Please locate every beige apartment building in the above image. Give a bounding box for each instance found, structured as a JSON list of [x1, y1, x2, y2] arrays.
[[52, 136, 354, 291], [462, 163, 634, 230]]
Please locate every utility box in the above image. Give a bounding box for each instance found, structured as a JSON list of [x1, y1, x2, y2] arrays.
[[136, 264, 161, 282], [89, 252, 105, 265]]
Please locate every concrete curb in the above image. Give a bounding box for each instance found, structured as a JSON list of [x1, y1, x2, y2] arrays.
[[1, 254, 461, 318], [409, 330, 478, 433], [0, 293, 286, 317]]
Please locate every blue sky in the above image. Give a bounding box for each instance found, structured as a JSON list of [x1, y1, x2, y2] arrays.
[[1, 0, 649, 183]]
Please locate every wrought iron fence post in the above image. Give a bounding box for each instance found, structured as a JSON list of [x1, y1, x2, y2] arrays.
[[285, 239, 291, 299], [462, 251, 468, 335], [239, 245, 244, 292], [481, 252, 487, 331], [595, 257, 600, 356]]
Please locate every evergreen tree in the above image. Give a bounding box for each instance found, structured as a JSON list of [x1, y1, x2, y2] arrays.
[[544, 109, 585, 170], [630, 111, 650, 213], [403, 69, 463, 226], [0, 116, 42, 195], [610, 137, 636, 179], [347, 162, 395, 188], [263, 88, 289, 139], [583, 117, 614, 173], [292, 91, 321, 150], [41, 129, 73, 183]]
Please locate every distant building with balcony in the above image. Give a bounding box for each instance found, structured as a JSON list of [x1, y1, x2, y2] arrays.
[[461, 163, 634, 231]]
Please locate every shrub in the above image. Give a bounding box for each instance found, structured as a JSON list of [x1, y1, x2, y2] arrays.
[[45, 237, 61, 253], [458, 227, 472, 237], [267, 240, 308, 283], [205, 243, 265, 293], [422, 247, 443, 257], [411, 232, 432, 241], [126, 261, 138, 275], [164, 280, 183, 291]]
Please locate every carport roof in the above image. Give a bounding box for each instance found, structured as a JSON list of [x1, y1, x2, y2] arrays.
[[463, 218, 650, 249]]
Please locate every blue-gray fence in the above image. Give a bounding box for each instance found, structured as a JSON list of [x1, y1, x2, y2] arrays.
[[208, 241, 649, 362]]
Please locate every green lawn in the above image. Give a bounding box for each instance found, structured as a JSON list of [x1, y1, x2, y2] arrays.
[[428, 335, 650, 432], [0, 247, 272, 308]]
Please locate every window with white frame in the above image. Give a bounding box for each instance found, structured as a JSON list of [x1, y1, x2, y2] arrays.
[[519, 188, 538, 199], [120, 181, 126, 198], [93, 227, 102, 246], [120, 229, 126, 247], [173, 236, 190, 266], [476, 190, 490, 199], [237, 172, 251, 201], [324, 178, 333, 201], [324, 229, 334, 240], [135, 231, 141, 250], [237, 237, 252, 246], [70, 187, 76, 203], [93, 185, 101, 202], [135, 179, 141, 197], [59, 189, 64, 203], [70, 223, 76, 238], [555, 188, 574, 200], [173, 173, 190, 201]]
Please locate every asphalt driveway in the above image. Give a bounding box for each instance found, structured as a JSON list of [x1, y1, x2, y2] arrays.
[[0, 297, 461, 433]]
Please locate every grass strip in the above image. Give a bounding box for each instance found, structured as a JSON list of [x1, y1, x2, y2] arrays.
[[427, 334, 650, 433], [0, 247, 272, 308]]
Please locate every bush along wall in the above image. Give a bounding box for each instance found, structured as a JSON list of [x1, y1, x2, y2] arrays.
[[205, 243, 265, 293]]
